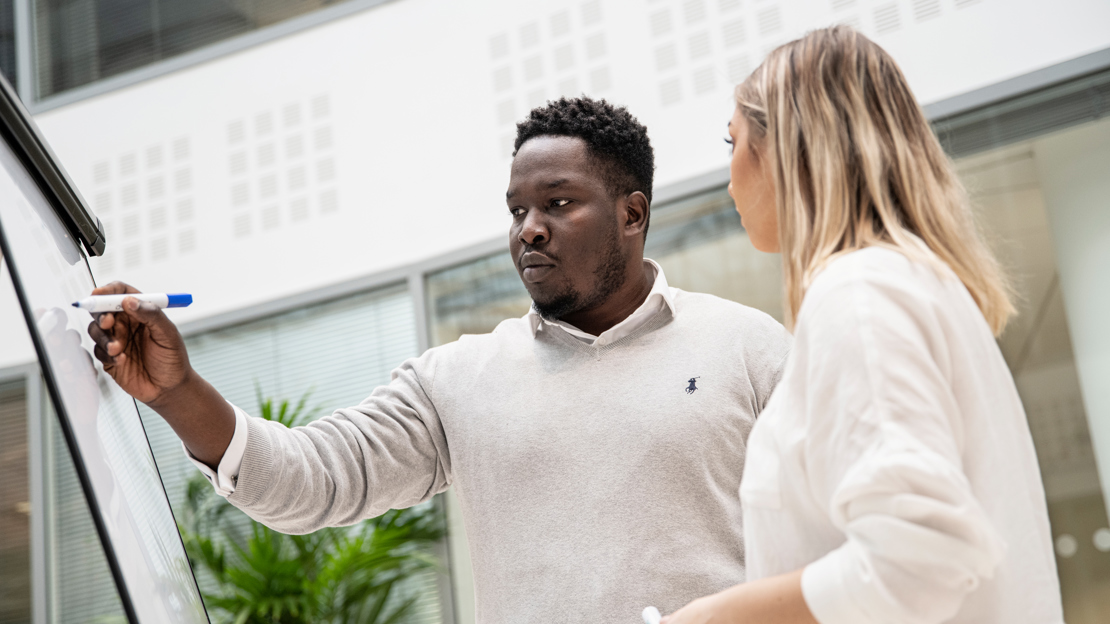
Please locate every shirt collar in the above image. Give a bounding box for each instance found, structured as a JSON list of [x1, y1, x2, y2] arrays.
[[526, 258, 675, 338]]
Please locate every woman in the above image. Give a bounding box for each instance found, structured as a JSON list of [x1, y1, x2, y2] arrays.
[[663, 26, 1063, 624]]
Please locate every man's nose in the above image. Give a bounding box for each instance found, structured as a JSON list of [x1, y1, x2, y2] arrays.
[[519, 210, 548, 246]]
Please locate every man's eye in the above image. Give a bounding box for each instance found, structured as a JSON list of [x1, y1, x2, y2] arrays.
[[551, 199, 571, 208], [508, 207, 525, 217]]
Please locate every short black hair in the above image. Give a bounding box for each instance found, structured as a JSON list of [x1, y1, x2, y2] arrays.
[[514, 97, 655, 236]]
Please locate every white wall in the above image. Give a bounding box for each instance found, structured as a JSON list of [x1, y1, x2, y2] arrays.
[[2, 0, 1109, 368]]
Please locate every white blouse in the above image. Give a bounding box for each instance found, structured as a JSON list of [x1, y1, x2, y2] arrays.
[[741, 247, 1063, 624]]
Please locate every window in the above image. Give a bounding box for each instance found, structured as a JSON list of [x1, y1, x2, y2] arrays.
[[32, 0, 362, 99], [937, 69, 1110, 622], [0, 377, 30, 624], [43, 395, 128, 621], [0, 0, 13, 87], [647, 186, 782, 321], [426, 252, 529, 347]]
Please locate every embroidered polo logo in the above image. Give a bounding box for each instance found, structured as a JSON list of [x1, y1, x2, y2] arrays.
[[686, 377, 700, 394]]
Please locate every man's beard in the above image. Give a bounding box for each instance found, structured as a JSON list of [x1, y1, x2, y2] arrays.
[[532, 224, 627, 322]]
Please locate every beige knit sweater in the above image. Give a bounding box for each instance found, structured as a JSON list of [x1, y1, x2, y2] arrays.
[[227, 289, 791, 623]]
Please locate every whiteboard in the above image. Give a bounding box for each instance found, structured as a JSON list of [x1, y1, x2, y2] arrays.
[[0, 126, 209, 622]]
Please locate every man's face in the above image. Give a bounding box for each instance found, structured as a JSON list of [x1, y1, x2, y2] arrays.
[[506, 136, 627, 320]]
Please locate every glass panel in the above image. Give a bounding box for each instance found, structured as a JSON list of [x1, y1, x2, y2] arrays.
[[0, 377, 30, 624], [937, 70, 1110, 621], [934, 69, 1110, 160], [185, 284, 418, 414], [426, 251, 529, 347], [0, 262, 124, 622], [32, 0, 359, 99], [43, 394, 128, 623], [0, 0, 14, 88], [952, 114, 1110, 623], [0, 117, 207, 620], [647, 188, 782, 322]]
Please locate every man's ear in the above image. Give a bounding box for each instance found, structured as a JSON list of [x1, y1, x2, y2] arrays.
[[622, 191, 650, 238]]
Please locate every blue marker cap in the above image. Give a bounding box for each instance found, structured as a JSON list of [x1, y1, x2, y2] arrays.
[[167, 293, 193, 308]]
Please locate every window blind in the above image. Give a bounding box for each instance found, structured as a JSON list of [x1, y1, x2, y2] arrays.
[[44, 398, 127, 623], [0, 380, 31, 624]]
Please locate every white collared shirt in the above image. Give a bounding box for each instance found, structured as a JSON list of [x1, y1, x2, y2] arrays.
[[189, 258, 677, 497]]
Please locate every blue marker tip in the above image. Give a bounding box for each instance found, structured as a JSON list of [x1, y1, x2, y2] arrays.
[[166, 293, 193, 308]]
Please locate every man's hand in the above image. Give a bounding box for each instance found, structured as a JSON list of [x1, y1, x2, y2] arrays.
[[84, 282, 234, 469], [87, 281, 192, 406]]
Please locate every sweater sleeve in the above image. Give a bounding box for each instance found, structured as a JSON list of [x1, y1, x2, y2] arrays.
[[224, 352, 451, 534], [796, 268, 1006, 624]]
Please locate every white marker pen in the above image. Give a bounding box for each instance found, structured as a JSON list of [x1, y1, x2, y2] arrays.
[[642, 606, 662, 624], [72, 293, 193, 313]]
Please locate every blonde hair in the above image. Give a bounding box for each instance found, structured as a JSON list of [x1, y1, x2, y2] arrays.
[[735, 26, 1014, 334]]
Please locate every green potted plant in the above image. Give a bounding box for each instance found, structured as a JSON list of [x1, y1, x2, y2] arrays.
[[177, 393, 446, 624]]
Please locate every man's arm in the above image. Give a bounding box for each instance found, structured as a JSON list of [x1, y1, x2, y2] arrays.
[[87, 282, 235, 467], [88, 281, 452, 532], [226, 359, 451, 532]]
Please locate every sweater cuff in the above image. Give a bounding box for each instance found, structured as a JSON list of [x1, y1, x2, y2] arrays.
[[227, 415, 277, 508], [801, 542, 877, 624]]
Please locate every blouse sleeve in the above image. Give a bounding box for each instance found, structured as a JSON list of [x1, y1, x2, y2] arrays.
[[795, 267, 1007, 624]]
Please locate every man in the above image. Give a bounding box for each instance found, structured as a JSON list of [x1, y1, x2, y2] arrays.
[[88, 97, 791, 621]]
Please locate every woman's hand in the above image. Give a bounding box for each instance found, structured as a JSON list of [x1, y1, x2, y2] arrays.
[[661, 570, 818, 624], [661, 594, 728, 624], [86, 281, 192, 407]]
